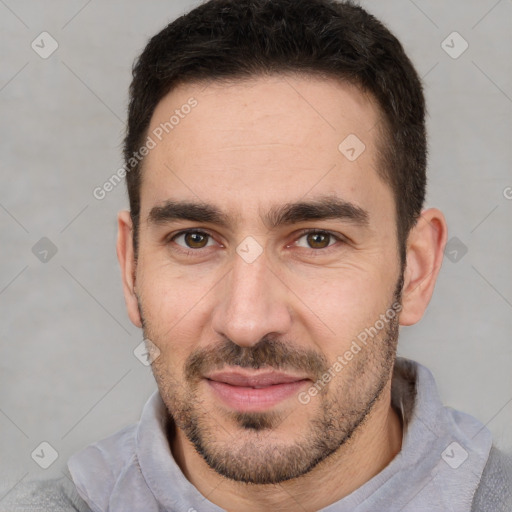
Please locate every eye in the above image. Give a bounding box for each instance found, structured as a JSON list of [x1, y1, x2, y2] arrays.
[[171, 230, 215, 249], [294, 230, 339, 250]]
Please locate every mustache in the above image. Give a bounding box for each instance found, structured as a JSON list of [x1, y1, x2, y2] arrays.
[[184, 336, 329, 383]]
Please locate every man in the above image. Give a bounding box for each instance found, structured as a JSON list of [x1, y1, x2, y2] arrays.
[[3, 0, 511, 510]]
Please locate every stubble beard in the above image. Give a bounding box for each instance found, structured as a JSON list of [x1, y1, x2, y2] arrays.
[[141, 276, 402, 484]]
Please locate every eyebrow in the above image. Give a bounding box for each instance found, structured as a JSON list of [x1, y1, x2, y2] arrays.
[[149, 201, 230, 227], [266, 196, 369, 229], [148, 196, 369, 230]]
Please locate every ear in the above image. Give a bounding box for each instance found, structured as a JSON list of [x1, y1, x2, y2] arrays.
[[399, 208, 448, 326], [116, 210, 142, 328]]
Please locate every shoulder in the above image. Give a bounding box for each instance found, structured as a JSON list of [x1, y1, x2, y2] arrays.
[[0, 425, 139, 512], [66, 423, 139, 508], [472, 445, 512, 512], [0, 471, 92, 512]]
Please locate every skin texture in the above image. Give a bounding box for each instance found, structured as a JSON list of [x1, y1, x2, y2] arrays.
[[117, 74, 447, 511]]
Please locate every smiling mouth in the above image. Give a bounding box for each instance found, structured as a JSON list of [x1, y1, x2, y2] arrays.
[[204, 369, 311, 412]]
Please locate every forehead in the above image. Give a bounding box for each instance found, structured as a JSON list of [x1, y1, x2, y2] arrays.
[[139, 74, 392, 224]]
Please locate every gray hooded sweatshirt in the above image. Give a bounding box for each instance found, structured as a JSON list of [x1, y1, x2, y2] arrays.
[[1, 357, 511, 511]]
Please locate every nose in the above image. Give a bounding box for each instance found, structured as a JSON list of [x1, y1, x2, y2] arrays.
[[211, 248, 292, 347]]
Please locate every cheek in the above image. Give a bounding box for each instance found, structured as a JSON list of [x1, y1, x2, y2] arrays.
[[137, 261, 219, 359], [287, 265, 394, 354], [139, 250, 219, 313]]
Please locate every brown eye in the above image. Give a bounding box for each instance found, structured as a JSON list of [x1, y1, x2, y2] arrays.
[[173, 231, 212, 249], [186, 232, 208, 248], [306, 232, 331, 249], [294, 231, 339, 250]]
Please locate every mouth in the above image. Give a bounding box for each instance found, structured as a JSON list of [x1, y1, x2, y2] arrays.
[[204, 369, 311, 412]]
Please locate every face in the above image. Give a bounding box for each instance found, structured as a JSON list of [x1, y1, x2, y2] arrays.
[[131, 74, 404, 484]]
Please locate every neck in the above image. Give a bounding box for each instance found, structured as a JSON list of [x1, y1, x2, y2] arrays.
[[171, 384, 403, 512]]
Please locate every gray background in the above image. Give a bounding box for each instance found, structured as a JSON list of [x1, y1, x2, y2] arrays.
[[1, 0, 511, 497]]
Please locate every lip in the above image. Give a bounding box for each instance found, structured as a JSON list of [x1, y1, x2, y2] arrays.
[[204, 370, 310, 412], [204, 370, 309, 387]]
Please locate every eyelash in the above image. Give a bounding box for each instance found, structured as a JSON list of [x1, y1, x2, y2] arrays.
[[167, 228, 346, 257]]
